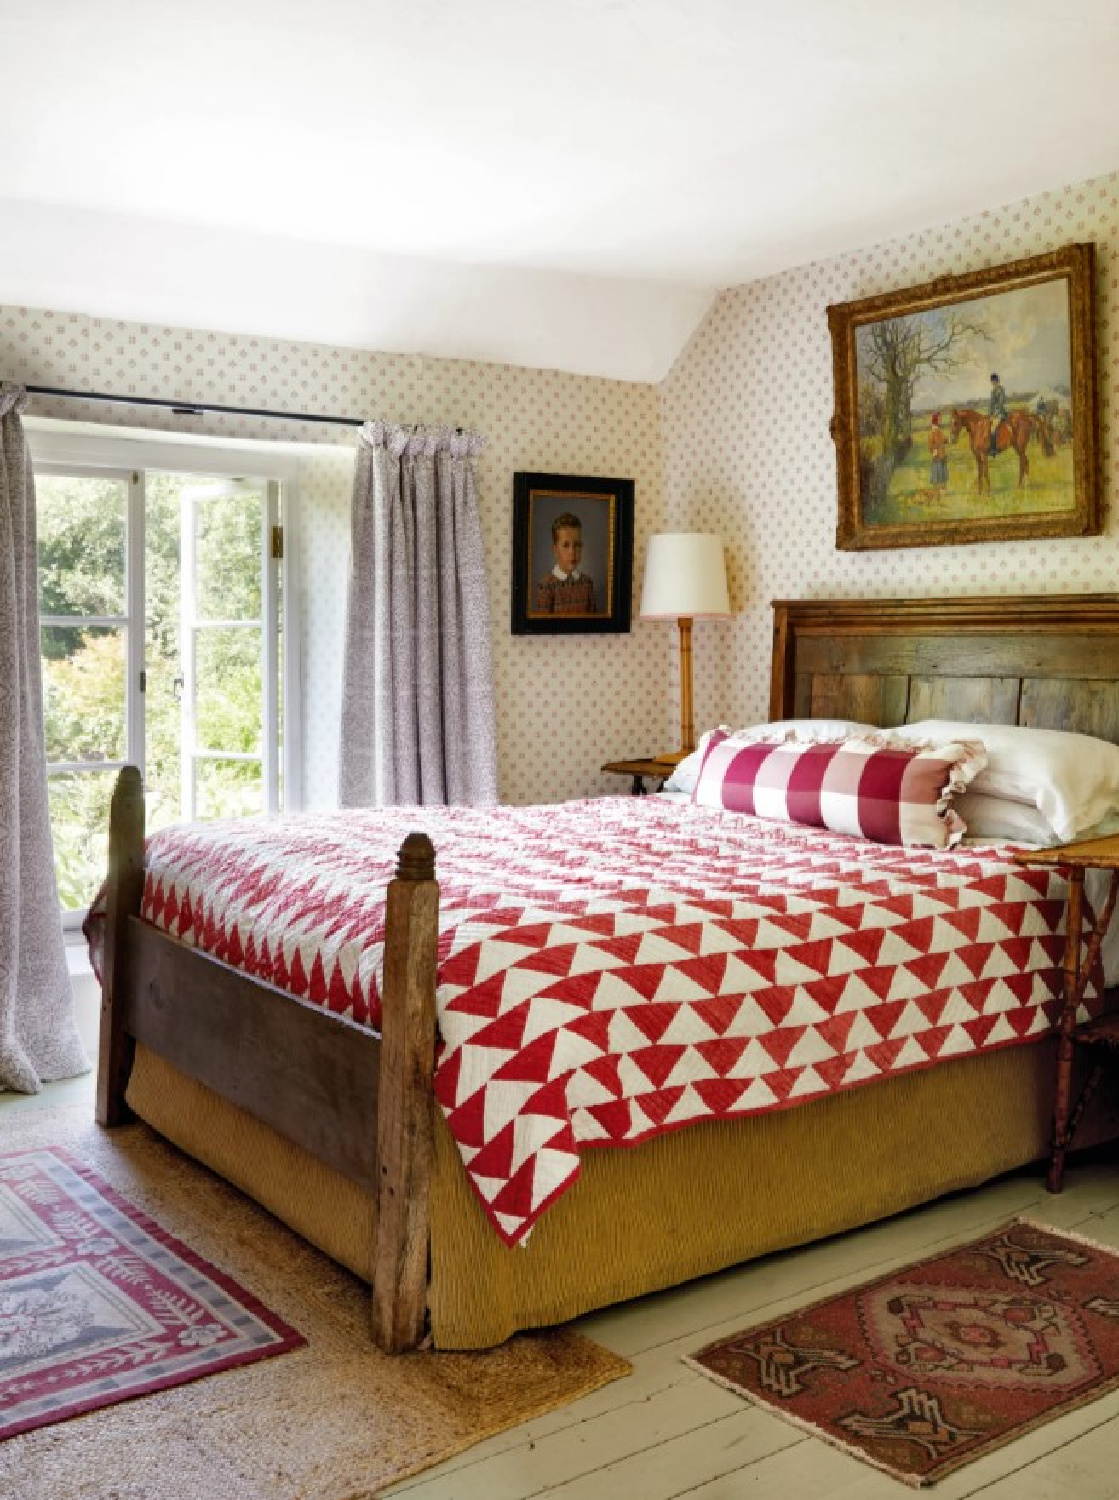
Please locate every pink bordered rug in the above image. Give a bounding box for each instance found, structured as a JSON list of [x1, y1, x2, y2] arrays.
[[0, 1147, 305, 1440], [686, 1220, 1119, 1487]]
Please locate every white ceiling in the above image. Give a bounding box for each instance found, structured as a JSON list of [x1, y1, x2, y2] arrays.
[[2, 0, 1118, 383]]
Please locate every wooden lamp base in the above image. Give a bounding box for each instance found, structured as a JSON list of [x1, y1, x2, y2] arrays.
[[653, 617, 696, 765]]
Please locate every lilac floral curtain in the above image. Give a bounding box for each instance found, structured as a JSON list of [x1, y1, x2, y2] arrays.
[[339, 421, 498, 807], [0, 384, 88, 1092]]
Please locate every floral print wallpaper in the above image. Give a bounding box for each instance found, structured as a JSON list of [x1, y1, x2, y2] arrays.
[[0, 312, 668, 806], [661, 169, 1119, 744], [3, 165, 1118, 805]]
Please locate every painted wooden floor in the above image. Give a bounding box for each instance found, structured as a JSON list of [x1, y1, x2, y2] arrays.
[[6, 1073, 1118, 1500], [377, 1155, 1119, 1500]]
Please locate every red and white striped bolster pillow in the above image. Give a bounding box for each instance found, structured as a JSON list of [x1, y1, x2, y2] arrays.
[[692, 733, 987, 849]]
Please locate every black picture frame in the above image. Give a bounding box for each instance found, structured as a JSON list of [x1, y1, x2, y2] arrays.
[[511, 471, 634, 635]]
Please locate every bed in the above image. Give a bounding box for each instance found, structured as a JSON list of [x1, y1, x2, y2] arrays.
[[93, 593, 1119, 1351]]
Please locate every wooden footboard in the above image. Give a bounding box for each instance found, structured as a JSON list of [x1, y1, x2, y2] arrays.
[[95, 767, 440, 1353]]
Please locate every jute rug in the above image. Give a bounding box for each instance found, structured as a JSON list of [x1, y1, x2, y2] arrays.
[[686, 1219, 1119, 1488], [0, 1103, 630, 1499]]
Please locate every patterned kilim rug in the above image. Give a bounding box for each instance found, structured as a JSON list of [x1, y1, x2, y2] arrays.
[[686, 1220, 1119, 1488], [0, 1105, 630, 1499], [1, 1145, 305, 1440]]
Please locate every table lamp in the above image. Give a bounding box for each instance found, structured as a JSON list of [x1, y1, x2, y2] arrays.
[[639, 532, 730, 764]]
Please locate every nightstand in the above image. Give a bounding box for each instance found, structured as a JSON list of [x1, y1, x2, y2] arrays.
[[601, 757, 675, 796], [1014, 833, 1119, 1192]]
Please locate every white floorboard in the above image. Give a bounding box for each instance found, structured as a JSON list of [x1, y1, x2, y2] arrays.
[[388, 1158, 1119, 1500], [5, 1067, 1118, 1500]]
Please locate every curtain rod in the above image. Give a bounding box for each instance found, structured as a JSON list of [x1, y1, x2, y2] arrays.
[[24, 384, 365, 428]]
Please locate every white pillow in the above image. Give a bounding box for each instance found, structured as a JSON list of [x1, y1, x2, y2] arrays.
[[663, 719, 878, 795], [954, 792, 1060, 846], [893, 720, 1119, 842]]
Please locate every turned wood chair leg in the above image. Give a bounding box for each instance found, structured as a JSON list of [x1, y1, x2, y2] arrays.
[[1047, 870, 1085, 1195]]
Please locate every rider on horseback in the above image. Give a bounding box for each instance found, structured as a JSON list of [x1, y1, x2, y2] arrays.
[[988, 372, 1007, 456]]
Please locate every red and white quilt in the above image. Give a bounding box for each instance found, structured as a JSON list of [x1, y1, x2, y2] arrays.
[[111, 797, 1094, 1246]]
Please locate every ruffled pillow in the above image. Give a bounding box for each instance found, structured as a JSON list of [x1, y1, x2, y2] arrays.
[[663, 719, 877, 795], [692, 732, 987, 849]]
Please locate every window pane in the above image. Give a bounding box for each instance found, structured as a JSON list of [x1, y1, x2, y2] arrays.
[[48, 770, 116, 912], [37, 473, 127, 617], [41, 626, 126, 763], [195, 490, 262, 621], [195, 759, 263, 820], [143, 654, 182, 836], [145, 473, 183, 832], [196, 628, 261, 754]]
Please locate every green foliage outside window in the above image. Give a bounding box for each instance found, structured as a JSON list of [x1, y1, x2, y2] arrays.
[[38, 470, 272, 912]]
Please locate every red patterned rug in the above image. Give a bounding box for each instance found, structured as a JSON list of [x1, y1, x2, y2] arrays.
[[0, 1147, 305, 1440], [686, 1221, 1119, 1487]]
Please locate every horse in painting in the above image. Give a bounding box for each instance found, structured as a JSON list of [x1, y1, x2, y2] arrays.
[[1031, 413, 1056, 458], [950, 408, 1034, 494]]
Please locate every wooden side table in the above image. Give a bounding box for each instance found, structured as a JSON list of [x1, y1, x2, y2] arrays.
[[1014, 833, 1119, 1192], [601, 757, 676, 796]]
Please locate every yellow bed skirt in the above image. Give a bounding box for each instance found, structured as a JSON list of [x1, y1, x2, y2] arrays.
[[127, 1040, 1061, 1349]]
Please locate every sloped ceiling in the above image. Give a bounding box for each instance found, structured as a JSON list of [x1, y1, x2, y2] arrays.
[[3, 0, 1118, 382]]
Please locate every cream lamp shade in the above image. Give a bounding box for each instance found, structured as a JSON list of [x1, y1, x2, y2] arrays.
[[639, 533, 730, 762], [639, 533, 731, 620]]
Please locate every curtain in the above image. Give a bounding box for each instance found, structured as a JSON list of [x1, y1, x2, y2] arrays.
[[0, 384, 88, 1092], [339, 421, 498, 807]]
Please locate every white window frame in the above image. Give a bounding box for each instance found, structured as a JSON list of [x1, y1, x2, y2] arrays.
[[177, 475, 284, 820], [29, 426, 304, 919]]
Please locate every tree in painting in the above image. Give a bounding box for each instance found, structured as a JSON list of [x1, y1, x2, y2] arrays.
[[858, 308, 988, 469]]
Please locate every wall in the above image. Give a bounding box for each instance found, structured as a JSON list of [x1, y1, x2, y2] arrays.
[[661, 170, 1119, 742], [0, 308, 668, 806], [10, 167, 1117, 803]]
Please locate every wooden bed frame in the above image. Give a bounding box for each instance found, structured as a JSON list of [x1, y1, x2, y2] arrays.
[[97, 792, 438, 1353], [96, 593, 1119, 1352]]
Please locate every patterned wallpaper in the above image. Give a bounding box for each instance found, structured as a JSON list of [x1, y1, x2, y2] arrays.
[[661, 169, 1119, 744], [0, 310, 668, 806], [5, 165, 1119, 807]]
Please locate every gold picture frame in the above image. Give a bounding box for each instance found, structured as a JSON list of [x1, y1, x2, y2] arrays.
[[829, 243, 1099, 551]]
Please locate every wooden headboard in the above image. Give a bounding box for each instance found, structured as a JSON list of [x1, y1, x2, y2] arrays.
[[771, 595, 1119, 743]]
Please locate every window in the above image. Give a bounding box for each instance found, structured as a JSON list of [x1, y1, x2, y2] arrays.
[[32, 428, 301, 923]]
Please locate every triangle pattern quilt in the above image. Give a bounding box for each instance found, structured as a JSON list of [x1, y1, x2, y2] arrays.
[[98, 797, 1096, 1246]]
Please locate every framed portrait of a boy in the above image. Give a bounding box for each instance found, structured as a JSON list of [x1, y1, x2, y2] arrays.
[[829, 242, 1100, 550], [511, 472, 634, 635]]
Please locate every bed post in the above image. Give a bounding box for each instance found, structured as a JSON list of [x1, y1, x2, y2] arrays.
[[96, 765, 146, 1127], [373, 831, 439, 1353], [770, 601, 795, 719]]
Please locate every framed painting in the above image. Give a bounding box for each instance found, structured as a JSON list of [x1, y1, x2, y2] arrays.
[[829, 242, 1099, 550], [511, 471, 634, 634]]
